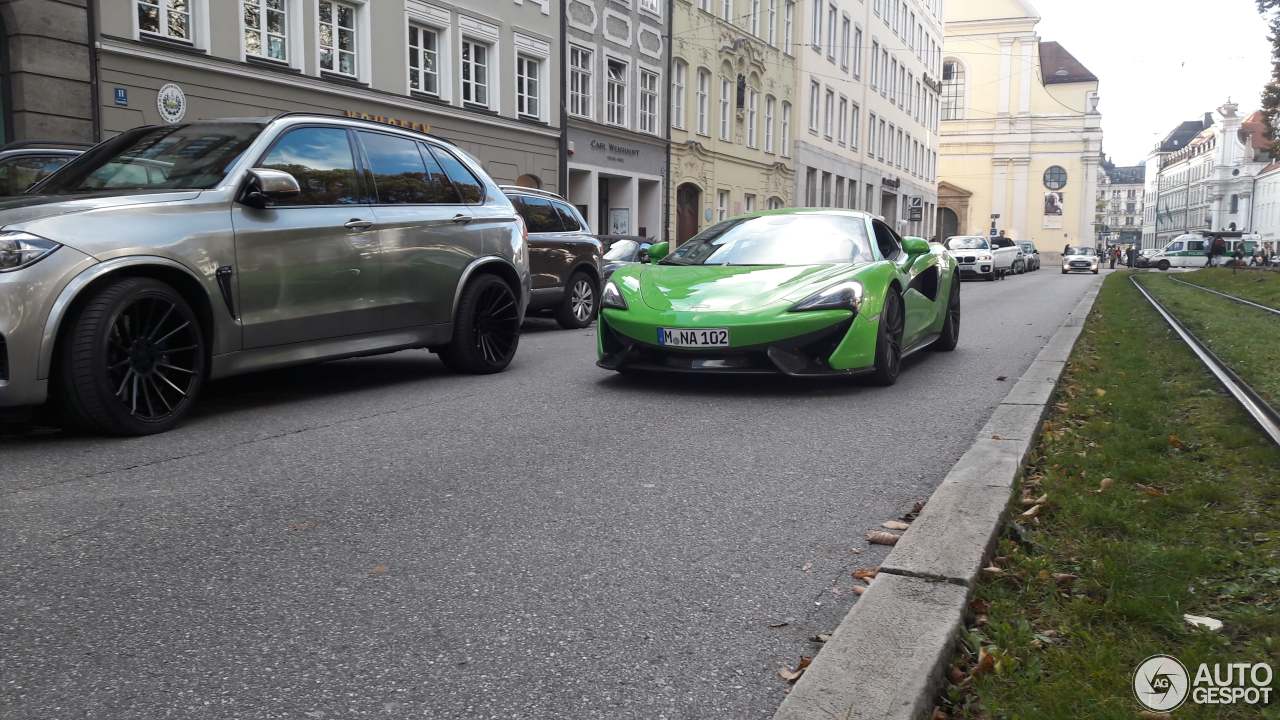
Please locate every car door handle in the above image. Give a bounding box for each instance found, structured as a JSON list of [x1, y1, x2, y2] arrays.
[[451, 214, 472, 225], [344, 219, 374, 231]]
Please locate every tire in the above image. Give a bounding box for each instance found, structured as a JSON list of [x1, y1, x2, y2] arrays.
[[932, 274, 960, 352], [869, 290, 905, 386], [57, 277, 206, 436], [986, 271, 997, 282], [555, 271, 598, 329], [1061, 268, 1068, 274], [1157, 260, 1170, 271], [438, 273, 521, 374], [1092, 269, 1099, 274]]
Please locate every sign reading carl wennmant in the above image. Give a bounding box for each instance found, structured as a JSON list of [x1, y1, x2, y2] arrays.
[[1133, 654, 1273, 712]]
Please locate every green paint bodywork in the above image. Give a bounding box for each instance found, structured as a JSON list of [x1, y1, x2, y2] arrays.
[[597, 215, 959, 374]]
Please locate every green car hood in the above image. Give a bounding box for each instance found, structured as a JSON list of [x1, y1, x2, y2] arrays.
[[637, 263, 864, 312]]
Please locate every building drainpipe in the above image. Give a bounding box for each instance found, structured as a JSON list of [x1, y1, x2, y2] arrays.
[[662, 0, 673, 245], [87, 0, 102, 141], [557, 0, 568, 199]]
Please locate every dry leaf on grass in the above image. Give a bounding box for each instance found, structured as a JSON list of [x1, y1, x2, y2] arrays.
[[1020, 504, 1043, 519], [1136, 483, 1168, 497], [981, 565, 1004, 577], [1094, 477, 1114, 494], [971, 648, 996, 677], [1052, 573, 1079, 587], [1094, 388, 1107, 397], [866, 531, 900, 545], [948, 665, 967, 684], [882, 520, 911, 531], [931, 707, 950, 720], [778, 656, 813, 683]]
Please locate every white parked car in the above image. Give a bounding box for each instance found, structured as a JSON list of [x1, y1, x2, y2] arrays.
[[1062, 246, 1100, 274], [945, 235, 1018, 281]]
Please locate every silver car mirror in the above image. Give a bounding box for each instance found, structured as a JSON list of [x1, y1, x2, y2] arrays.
[[241, 168, 301, 208]]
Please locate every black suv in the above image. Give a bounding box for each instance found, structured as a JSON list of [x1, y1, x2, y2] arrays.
[[501, 186, 602, 329]]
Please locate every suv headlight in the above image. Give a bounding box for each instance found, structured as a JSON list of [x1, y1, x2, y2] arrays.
[[601, 281, 627, 310], [977, 253, 992, 262], [0, 231, 61, 272], [791, 280, 864, 312]]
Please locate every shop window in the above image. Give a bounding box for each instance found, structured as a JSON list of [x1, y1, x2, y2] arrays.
[[517, 55, 541, 120], [138, 0, 193, 43], [461, 38, 491, 108], [408, 24, 440, 96], [261, 127, 360, 206], [568, 45, 593, 119]]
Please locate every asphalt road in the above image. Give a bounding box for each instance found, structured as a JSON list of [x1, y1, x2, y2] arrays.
[[1, 269, 1102, 720]]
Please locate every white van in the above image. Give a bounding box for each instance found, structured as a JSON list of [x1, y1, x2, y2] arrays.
[[1145, 232, 1258, 271]]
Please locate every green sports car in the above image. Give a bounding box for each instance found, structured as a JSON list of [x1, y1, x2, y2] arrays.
[[596, 209, 960, 384]]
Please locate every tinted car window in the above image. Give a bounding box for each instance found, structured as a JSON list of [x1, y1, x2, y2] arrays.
[[0, 154, 73, 195], [553, 202, 582, 231], [514, 196, 564, 233], [261, 127, 362, 205], [428, 146, 483, 203], [359, 131, 432, 204], [663, 214, 873, 266]]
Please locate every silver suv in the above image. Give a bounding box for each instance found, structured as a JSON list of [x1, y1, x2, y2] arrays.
[[0, 115, 530, 435]]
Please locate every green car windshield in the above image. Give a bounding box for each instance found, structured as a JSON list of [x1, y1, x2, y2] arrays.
[[662, 214, 874, 266]]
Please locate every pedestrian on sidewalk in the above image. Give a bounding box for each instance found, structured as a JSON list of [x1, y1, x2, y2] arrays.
[[1108, 246, 1117, 269]]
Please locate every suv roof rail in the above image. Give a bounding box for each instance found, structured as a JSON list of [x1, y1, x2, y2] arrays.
[[498, 185, 567, 201], [267, 110, 459, 146]]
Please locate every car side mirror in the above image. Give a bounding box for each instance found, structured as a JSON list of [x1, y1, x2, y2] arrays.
[[902, 237, 931, 257], [647, 241, 670, 263], [240, 168, 301, 209]]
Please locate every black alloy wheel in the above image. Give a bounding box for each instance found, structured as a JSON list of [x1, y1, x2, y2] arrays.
[[60, 277, 205, 435], [870, 291, 905, 386], [439, 274, 521, 374]]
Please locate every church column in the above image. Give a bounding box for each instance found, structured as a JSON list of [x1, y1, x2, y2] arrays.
[[1011, 158, 1030, 240], [1080, 155, 1101, 245]]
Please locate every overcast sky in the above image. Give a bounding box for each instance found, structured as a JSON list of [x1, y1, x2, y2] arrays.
[[1031, 0, 1273, 166]]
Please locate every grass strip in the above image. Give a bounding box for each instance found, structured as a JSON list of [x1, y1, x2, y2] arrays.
[[1136, 273, 1280, 408], [936, 272, 1280, 720], [1178, 267, 1280, 310]]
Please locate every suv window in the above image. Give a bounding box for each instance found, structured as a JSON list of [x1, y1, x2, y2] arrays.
[[514, 195, 564, 233], [427, 146, 483, 203], [358, 131, 435, 204], [0, 154, 74, 195], [871, 220, 902, 260], [261, 126, 362, 205], [1186, 240, 1205, 252], [553, 202, 582, 232]]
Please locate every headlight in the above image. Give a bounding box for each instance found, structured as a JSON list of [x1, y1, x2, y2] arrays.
[[0, 231, 60, 272], [791, 280, 864, 312], [977, 254, 992, 262], [601, 281, 627, 310]]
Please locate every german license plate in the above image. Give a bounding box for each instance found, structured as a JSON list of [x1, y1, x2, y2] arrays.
[[657, 327, 730, 348]]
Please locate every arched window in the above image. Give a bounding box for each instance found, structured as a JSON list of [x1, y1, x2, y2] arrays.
[[941, 59, 964, 120]]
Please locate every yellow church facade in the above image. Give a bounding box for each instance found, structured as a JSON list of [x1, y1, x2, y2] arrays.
[[936, 0, 1102, 253]]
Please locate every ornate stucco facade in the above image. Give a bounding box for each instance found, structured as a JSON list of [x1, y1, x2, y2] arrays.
[[668, 0, 797, 245], [936, 0, 1102, 254]]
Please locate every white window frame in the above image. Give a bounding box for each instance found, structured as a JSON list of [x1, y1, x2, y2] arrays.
[[240, 0, 298, 65], [744, 194, 756, 212], [780, 101, 792, 157], [807, 79, 820, 132], [639, 0, 662, 16], [837, 95, 847, 145], [407, 23, 442, 97], [823, 87, 834, 139], [605, 55, 630, 128], [672, 60, 687, 130], [721, 0, 733, 22], [512, 32, 549, 122], [826, 4, 837, 60], [316, 0, 364, 79], [696, 67, 711, 135], [568, 44, 594, 119], [135, 0, 208, 46], [840, 15, 850, 70], [639, 66, 660, 135], [750, 0, 761, 35], [767, 0, 778, 46], [717, 189, 730, 221], [747, 88, 759, 148], [809, 0, 821, 50], [406, 3, 451, 102], [764, 94, 776, 153], [516, 54, 542, 120], [719, 76, 732, 141], [850, 102, 860, 149], [852, 26, 862, 78], [460, 37, 494, 109]]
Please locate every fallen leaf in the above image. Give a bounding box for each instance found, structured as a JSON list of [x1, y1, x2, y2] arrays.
[[865, 531, 900, 546], [974, 614, 989, 627], [1094, 388, 1106, 397], [882, 520, 911, 531], [1183, 614, 1223, 631], [1020, 504, 1043, 519], [948, 665, 967, 684], [1136, 483, 1168, 497], [981, 565, 1004, 577], [971, 648, 996, 677], [853, 567, 879, 581], [811, 633, 831, 643], [778, 656, 813, 683], [1168, 434, 1185, 449], [930, 708, 949, 720], [850, 585, 866, 595], [911, 500, 926, 515], [1052, 573, 1079, 587], [969, 598, 990, 613], [1094, 477, 1114, 494], [369, 564, 388, 576]]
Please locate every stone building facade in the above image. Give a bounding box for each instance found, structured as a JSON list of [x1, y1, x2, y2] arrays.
[[0, 0, 95, 142]]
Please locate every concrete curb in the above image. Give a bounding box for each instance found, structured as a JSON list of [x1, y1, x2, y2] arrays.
[[774, 275, 1106, 720]]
